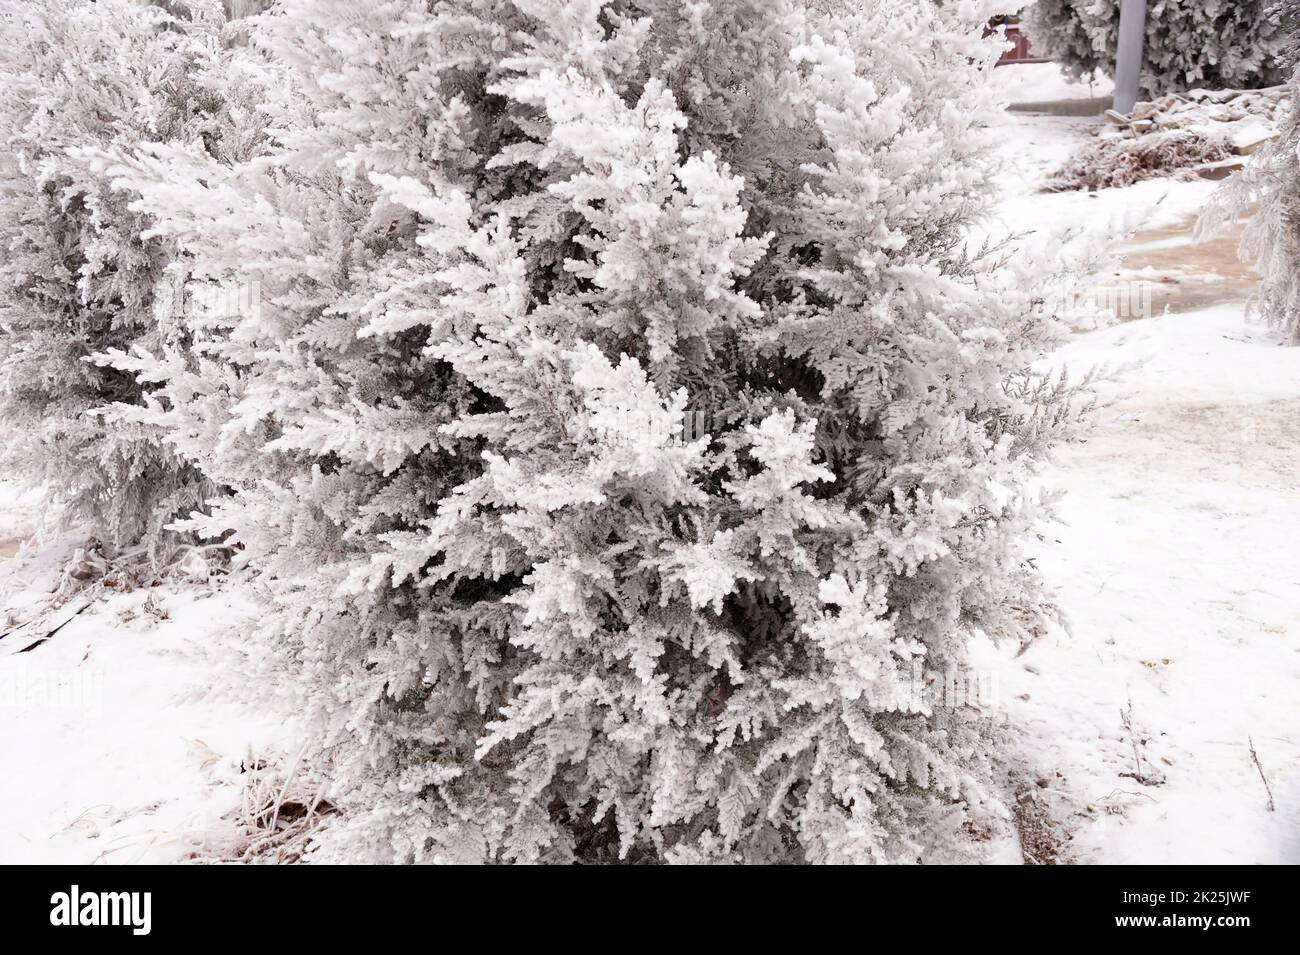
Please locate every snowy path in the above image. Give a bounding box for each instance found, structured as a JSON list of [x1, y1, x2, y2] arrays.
[[991, 306, 1300, 863], [978, 102, 1300, 863], [986, 99, 1300, 864]]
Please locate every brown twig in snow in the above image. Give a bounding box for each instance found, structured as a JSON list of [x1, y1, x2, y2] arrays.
[[1248, 736, 1276, 812]]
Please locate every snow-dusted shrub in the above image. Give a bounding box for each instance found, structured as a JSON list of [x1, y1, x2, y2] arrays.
[[1024, 0, 1285, 97], [0, 0, 235, 552], [1046, 128, 1233, 191], [101, 0, 1086, 863], [1201, 16, 1300, 343]]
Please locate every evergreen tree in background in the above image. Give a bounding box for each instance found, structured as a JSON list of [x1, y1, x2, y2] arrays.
[[0, 0, 241, 552], [86, 0, 1088, 862], [1024, 0, 1285, 98], [1202, 4, 1300, 344]]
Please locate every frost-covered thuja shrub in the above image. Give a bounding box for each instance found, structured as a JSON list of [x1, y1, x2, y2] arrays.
[[1201, 15, 1300, 343], [1025, 0, 1285, 97], [0, 0, 234, 552], [102, 0, 1086, 863]]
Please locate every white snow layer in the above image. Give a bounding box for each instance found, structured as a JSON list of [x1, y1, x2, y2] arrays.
[[987, 305, 1300, 863], [0, 514, 296, 863]]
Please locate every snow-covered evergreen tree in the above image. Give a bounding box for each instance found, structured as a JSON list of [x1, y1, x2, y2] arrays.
[[1024, 0, 1285, 97], [1201, 7, 1300, 343], [99, 0, 1086, 862], [0, 0, 237, 552]]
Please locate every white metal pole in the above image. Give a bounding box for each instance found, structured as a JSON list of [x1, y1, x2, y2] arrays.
[[1113, 0, 1148, 115]]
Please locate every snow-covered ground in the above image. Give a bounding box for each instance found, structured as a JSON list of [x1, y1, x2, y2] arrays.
[[977, 79, 1300, 863], [989, 306, 1300, 863], [990, 61, 1115, 106], [0, 66, 1294, 865], [0, 488, 296, 863]]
